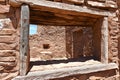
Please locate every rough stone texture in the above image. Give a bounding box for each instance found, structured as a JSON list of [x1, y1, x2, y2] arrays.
[[117, 0, 120, 70], [0, 18, 19, 80], [0, 0, 6, 5], [108, 15, 119, 64], [0, 0, 120, 80], [30, 26, 66, 60], [87, 0, 117, 9], [47, 0, 117, 9], [30, 26, 94, 60], [65, 27, 93, 58]]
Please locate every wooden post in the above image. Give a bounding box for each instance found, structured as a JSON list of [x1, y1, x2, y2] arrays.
[[101, 17, 108, 63], [20, 4, 30, 76]]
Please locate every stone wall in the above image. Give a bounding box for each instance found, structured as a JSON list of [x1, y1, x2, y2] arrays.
[[0, 0, 120, 80], [0, 19, 19, 80], [30, 26, 67, 60], [65, 26, 93, 58], [117, 0, 120, 70], [30, 26, 94, 60], [48, 0, 117, 9]]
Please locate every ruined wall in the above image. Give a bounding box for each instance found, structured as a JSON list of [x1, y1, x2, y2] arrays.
[[0, 19, 19, 80], [0, 2, 20, 80], [30, 26, 94, 60], [66, 26, 93, 58], [43, 0, 119, 63], [0, 0, 120, 80], [29, 26, 67, 60]]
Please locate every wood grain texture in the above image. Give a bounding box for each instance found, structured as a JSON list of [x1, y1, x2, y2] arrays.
[[12, 63, 118, 80], [9, 0, 113, 16], [20, 4, 30, 76], [9, 0, 113, 26], [101, 17, 108, 63]]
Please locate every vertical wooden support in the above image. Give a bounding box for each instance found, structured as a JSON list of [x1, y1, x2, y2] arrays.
[[101, 17, 108, 63], [20, 4, 30, 76]]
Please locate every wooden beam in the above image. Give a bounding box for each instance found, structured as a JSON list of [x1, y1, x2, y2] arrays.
[[20, 4, 30, 76], [12, 63, 118, 80], [9, 0, 113, 17], [101, 17, 108, 63], [30, 10, 97, 26]]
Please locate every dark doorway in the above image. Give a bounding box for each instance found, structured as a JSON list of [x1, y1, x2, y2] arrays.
[[73, 30, 83, 58], [72, 28, 93, 58]]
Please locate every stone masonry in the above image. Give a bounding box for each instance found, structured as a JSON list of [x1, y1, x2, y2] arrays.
[[0, 0, 120, 80]]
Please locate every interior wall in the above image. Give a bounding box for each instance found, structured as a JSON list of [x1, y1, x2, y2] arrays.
[[92, 19, 102, 61], [30, 26, 94, 60], [29, 25, 67, 60]]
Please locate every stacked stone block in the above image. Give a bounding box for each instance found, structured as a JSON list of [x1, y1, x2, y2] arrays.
[[0, 0, 119, 80], [0, 19, 19, 80]]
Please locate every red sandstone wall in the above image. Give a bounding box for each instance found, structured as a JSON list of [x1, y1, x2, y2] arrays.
[[29, 26, 67, 60], [0, 19, 19, 80], [30, 26, 94, 60], [0, 0, 119, 80]]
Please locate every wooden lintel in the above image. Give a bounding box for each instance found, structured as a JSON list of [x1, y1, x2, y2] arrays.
[[20, 4, 30, 76], [9, 0, 113, 17], [12, 63, 118, 80]]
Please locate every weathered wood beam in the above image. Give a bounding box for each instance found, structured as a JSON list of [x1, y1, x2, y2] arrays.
[[101, 17, 108, 63], [30, 10, 97, 26], [30, 18, 95, 26], [20, 4, 30, 76], [9, 0, 113, 17], [12, 63, 118, 80]]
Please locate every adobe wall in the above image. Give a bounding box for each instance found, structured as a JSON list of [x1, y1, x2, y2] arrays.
[[0, 0, 120, 80]]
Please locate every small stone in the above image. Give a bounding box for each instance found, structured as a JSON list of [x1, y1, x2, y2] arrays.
[[0, 36, 15, 43], [0, 57, 16, 62], [0, 66, 4, 71]]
